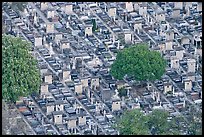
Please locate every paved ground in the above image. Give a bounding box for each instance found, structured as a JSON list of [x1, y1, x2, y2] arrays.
[[2, 101, 10, 135], [2, 101, 32, 135]]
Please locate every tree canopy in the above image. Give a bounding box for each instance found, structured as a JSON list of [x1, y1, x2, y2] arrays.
[[118, 87, 127, 98], [115, 109, 150, 135], [92, 18, 97, 32], [115, 109, 183, 135], [186, 105, 202, 135], [2, 35, 41, 102], [110, 43, 167, 81]]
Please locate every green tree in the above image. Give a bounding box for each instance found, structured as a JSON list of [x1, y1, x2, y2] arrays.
[[110, 43, 167, 82], [115, 109, 182, 135], [147, 109, 181, 135], [186, 105, 202, 135], [118, 87, 127, 98], [2, 35, 41, 103], [147, 109, 169, 134], [115, 109, 150, 135], [92, 18, 97, 32]]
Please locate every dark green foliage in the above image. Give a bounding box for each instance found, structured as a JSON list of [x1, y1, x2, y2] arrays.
[[2, 35, 41, 102], [147, 109, 181, 135], [92, 19, 97, 32], [118, 87, 127, 97], [110, 43, 167, 81], [186, 105, 202, 135], [115, 109, 183, 135], [116, 109, 150, 135]]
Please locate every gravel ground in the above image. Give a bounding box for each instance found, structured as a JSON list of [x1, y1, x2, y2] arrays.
[[2, 101, 33, 135], [2, 101, 10, 135]]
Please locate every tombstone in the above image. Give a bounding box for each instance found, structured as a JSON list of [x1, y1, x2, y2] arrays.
[[186, 72, 195, 82], [86, 88, 92, 100], [81, 77, 89, 88], [152, 90, 156, 101], [103, 109, 106, 117], [23, 8, 28, 17], [185, 7, 190, 17], [187, 59, 196, 73], [124, 32, 132, 44], [40, 82, 49, 96], [171, 57, 180, 69], [134, 3, 139, 11], [184, 79, 192, 91], [181, 36, 190, 45], [156, 92, 160, 103], [72, 58, 76, 70], [164, 83, 173, 94], [101, 89, 112, 101], [166, 30, 174, 41], [61, 41, 70, 50], [75, 57, 83, 69], [41, 2, 48, 11], [65, 4, 73, 14], [125, 2, 133, 12], [112, 99, 121, 112], [85, 25, 93, 37], [89, 93, 94, 104], [75, 83, 83, 94], [95, 102, 100, 114], [55, 100, 66, 111], [55, 33, 63, 44], [194, 34, 202, 48], [53, 111, 63, 124], [184, 2, 192, 10], [47, 10, 55, 19], [158, 42, 166, 53], [108, 7, 116, 18], [134, 22, 142, 34], [147, 14, 153, 25], [161, 22, 169, 31], [68, 117, 77, 129], [40, 64, 48, 74], [172, 9, 180, 19], [121, 96, 126, 107], [34, 36, 43, 47], [174, 2, 183, 9], [34, 14, 38, 24], [183, 100, 186, 108], [139, 6, 147, 17], [155, 10, 165, 22], [44, 72, 52, 84], [91, 77, 100, 90], [175, 47, 184, 60], [116, 80, 127, 90], [201, 91, 202, 99], [46, 103, 55, 115], [196, 49, 202, 57], [197, 2, 202, 12], [165, 40, 173, 50], [78, 115, 86, 126], [62, 69, 71, 82], [49, 44, 54, 55], [46, 23, 54, 33], [159, 30, 166, 38], [147, 83, 152, 91]]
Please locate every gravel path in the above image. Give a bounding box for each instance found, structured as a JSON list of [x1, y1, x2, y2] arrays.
[[2, 100, 33, 135]]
